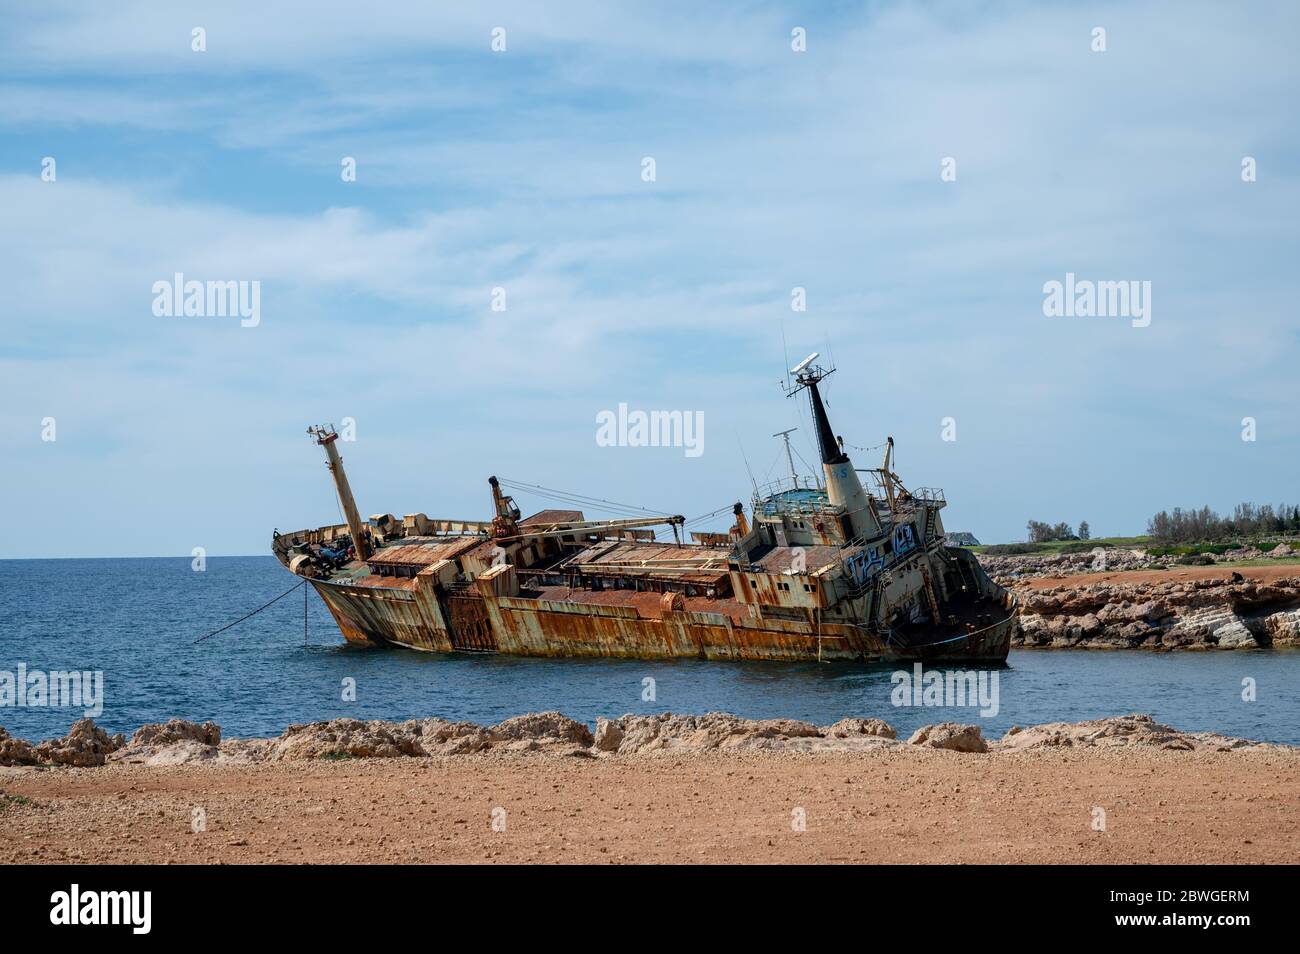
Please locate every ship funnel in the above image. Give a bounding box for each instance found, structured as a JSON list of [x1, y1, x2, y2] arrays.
[[308, 424, 371, 560]]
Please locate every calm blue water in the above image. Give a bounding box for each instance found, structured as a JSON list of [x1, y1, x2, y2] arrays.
[[1, 556, 1297, 744]]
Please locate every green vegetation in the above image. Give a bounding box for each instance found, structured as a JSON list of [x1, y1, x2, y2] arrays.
[[1148, 502, 1300, 543], [976, 503, 1300, 554], [0, 793, 33, 813], [1025, 519, 1089, 543]]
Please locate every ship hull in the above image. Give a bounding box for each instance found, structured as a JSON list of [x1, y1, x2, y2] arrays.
[[310, 577, 1015, 663]]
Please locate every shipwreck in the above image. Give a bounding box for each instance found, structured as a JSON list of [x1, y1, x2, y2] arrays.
[[273, 356, 1016, 662]]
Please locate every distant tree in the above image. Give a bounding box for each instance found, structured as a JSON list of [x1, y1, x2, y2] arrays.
[[1026, 519, 1077, 543], [1078, 521, 1090, 540], [1146, 501, 1300, 543], [1051, 521, 1075, 541]]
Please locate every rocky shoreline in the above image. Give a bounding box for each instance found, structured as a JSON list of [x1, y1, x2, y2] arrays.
[[4, 711, 1296, 865], [1010, 574, 1300, 650], [0, 711, 1286, 770], [977, 553, 1300, 650]]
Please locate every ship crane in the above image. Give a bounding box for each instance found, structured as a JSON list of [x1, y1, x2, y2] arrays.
[[491, 514, 686, 545], [880, 437, 898, 511], [307, 424, 372, 560]]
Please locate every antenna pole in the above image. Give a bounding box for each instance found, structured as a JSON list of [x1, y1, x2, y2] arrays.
[[737, 434, 760, 498], [773, 427, 800, 489], [781, 324, 791, 393]]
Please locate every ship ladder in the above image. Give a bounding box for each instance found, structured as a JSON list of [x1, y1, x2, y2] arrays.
[[920, 567, 943, 625]]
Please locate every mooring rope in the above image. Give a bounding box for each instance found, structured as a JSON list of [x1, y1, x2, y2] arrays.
[[193, 580, 306, 644]]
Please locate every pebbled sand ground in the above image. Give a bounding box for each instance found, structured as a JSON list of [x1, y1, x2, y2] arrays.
[[3, 746, 1297, 864]]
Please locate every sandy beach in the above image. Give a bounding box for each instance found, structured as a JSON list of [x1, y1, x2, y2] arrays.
[[3, 714, 1297, 865]]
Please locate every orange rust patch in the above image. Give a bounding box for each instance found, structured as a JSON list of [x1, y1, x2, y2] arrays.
[[530, 586, 752, 623]]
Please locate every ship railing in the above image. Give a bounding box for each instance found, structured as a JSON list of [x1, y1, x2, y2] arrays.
[[755, 500, 839, 519], [274, 524, 351, 553], [751, 476, 840, 517], [752, 475, 825, 500]]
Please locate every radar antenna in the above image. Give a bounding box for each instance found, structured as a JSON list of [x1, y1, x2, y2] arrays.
[[780, 352, 842, 466]]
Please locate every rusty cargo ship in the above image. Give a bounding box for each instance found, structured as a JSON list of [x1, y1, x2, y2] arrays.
[[273, 357, 1016, 662]]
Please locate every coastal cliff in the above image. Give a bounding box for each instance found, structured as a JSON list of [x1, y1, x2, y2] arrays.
[[977, 552, 1300, 650]]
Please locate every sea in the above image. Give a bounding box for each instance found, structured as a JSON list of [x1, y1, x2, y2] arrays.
[[1, 556, 1297, 744]]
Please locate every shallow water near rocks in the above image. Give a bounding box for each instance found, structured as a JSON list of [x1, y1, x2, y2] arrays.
[[2, 556, 1298, 743]]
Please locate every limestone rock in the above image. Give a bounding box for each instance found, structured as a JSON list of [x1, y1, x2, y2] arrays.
[[127, 739, 221, 766], [1263, 609, 1300, 647], [994, 713, 1260, 752], [0, 727, 38, 766], [267, 718, 426, 761], [1214, 619, 1258, 649], [907, 723, 987, 753], [110, 719, 223, 764], [34, 718, 124, 767], [593, 717, 624, 752], [417, 718, 494, 755], [1166, 607, 1258, 649], [1001, 574, 1300, 650], [822, 717, 896, 739], [487, 711, 593, 747], [256, 711, 595, 761], [130, 718, 221, 748], [604, 712, 822, 754]]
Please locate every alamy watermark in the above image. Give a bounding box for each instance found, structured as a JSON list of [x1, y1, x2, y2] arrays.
[[1042, 272, 1150, 328], [596, 404, 704, 458], [891, 663, 999, 717], [1, 664, 103, 717], [152, 273, 261, 327], [50, 885, 151, 934]]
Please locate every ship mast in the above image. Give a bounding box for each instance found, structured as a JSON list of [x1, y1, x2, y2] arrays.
[[783, 353, 881, 542], [773, 427, 800, 489], [308, 424, 371, 560]]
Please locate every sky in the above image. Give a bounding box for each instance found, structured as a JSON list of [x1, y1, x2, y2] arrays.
[[1, 1, 1297, 559]]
